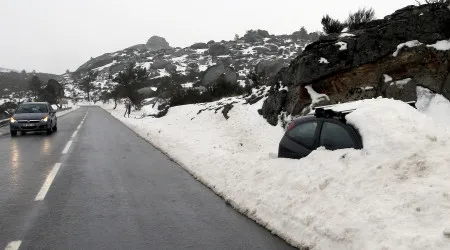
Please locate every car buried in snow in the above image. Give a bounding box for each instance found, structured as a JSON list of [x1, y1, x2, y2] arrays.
[[278, 101, 416, 159]]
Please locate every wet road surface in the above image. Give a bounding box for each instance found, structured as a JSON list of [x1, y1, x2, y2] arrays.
[[0, 106, 295, 250]]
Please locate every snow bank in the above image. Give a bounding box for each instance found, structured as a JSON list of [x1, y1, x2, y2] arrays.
[[383, 74, 393, 82], [335, 42, 347, 51], [101, 93, 450, 250], [393, 40, 422, 57], [391, 78, 411, 88], [427, 40, 450, 51], [137, 99, 167, 117], [416, 86, 450, 125], [339, 33, 355, 38], [93, 60, 116, 71], [319, 58, 330, 64], [305, 85, 330, 106], [181, 82, 193, 88]]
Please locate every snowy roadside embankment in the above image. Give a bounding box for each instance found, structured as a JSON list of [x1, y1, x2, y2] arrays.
[[101, 91, 450, 250]]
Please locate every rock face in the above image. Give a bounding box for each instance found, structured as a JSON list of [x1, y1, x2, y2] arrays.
[[146, 36, 171, 51], [261, 3, 450, 126]]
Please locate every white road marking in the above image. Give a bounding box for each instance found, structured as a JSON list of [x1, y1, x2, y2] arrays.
[[62, 140, 72, 154], [35, 163, 61, 201], [71, 131, 78, 138], [4, 241, 21, 250]]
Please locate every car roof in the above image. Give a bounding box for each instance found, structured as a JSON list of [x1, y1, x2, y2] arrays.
[[293, 99, 417, 125], [292, 114, 319, 123]]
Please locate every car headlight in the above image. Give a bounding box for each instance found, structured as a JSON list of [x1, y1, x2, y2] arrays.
[[41, 116, 49, 122], [10, 117, 16, 123]]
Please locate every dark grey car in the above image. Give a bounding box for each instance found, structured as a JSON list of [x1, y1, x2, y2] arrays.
[[278, 108, 363, 159], [278, 101, 417, 159], [9, 102, 58, 136]]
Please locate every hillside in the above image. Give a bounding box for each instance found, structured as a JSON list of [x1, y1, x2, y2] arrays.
[[0, 70, 61, 101], [62, 30, 319, 102]]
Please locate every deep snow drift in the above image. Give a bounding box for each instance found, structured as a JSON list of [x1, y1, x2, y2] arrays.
[[101, 89, 450, 250]]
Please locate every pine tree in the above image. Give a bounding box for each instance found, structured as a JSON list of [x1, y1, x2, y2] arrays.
[[113, 62, 148, 107], [78, 70, 98, 102]]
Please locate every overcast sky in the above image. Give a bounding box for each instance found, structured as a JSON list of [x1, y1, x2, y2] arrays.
[[0, 0, 414, 74]]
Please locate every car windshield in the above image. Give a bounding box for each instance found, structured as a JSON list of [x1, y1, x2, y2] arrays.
[[15, 104, 48, 114]]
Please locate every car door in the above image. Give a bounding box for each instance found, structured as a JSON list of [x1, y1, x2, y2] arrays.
[[318, 120, 359, 150], [279, 120, 320, 159]]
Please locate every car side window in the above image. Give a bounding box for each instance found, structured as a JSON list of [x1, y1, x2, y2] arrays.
[[287, 121, 318, 148], [319, 122, 355, 150]]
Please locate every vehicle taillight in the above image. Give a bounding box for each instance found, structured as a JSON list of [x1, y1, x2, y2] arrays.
[[287, 122, 295, 131]]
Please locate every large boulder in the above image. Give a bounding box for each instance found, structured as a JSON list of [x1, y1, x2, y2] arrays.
[[190, 42, 209, 49], [164, 63, 177, 75], [137, 87, 156, 98], [146, 36, 171, 51], [261, 3, 450, 126], [208, 43, 229, 56], [200, 64, 238, 86], [251, 59, 289, 86], [150, 60, 171, 70], [255, 59, 288, 79], [253, 46, 271, 55]]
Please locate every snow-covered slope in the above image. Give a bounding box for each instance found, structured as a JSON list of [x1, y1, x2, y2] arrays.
[[101, 87, 450, 250], [62, 31, 314, 101]]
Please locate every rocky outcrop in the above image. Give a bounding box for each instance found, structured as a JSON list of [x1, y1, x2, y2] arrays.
[[146, 36, 171, 51], [252, 59, 288, 85], [190, 43, 209, 49], [208, 43, 229, 56], [164, 63, 177, 75], [150, 60, 171, 70], [200, 64, 238, 86], [59, 26, 316, 106], [137, 87, 155, 98], [261, 3, 450, 126]]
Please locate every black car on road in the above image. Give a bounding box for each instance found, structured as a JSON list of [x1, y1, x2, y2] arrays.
[[9, 102, 58, 136]]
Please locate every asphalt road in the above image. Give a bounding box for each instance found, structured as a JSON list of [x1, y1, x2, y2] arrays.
[[0, 106, 295, 250]]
